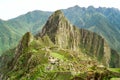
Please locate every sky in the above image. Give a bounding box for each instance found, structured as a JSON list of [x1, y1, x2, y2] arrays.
[[0, 0, 120, 20]]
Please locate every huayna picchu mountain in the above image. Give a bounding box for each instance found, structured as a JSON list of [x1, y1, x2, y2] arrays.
[[0, 10, 120, 80], [37, 10, 120, 67]]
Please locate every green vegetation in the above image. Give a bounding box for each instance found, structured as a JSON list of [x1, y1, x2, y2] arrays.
[[108, 68, 120, 73], [63, 6, 120, 52], [0, 8, 120, 80], [110, 78, 120, 80], [51, 52, 65, 60], [0, 11, 51, 55]]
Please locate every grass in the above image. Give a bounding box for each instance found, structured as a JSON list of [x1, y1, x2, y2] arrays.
[[108, 68, 120, 73], [51, 52, 65, 60], [110, 78, 120, 80]]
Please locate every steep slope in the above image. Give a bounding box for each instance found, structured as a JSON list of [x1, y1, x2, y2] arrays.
[[63, 5, 120, 52], [0, 11, 51, 55], [97, 7, 120, 30], [0, 20, 21, 55], [7, 10, 51, 34]]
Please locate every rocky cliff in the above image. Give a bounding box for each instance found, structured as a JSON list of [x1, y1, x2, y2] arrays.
[[38, 10, 120, 67]]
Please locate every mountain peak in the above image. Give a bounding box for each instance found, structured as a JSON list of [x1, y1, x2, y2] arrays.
[[48, 10, 65, 22], [74, 5, 80, 8], [39, 10, 70, 37], [54, 10, 63, 15], [20, 32, 33, 47]]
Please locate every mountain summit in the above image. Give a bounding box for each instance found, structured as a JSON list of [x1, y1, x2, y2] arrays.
[[39, 10, 80, 50], [40, 10, 71, 37], [40, 10, 68, 37]]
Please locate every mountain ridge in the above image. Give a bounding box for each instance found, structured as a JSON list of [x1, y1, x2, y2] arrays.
[[1, 5, 120, 55], [62, 5, 120, 52]]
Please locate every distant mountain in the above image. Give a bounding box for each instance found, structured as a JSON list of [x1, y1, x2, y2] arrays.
[[0, 5, 120, 55], [8, 10, 51, 34], [0, 11, 51, 54], [62, 5, 120, 52], [0, 20, 21, 54], [1, 10, 120, 80]]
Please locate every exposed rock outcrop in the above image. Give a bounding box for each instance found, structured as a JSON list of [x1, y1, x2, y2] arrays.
[[10, 32, 34, 69]]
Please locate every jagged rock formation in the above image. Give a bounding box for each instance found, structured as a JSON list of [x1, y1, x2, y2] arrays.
[[0, 10, 120, 80], [10, 32, 34, 69], [39, 10, 80, 50], [38, 10, 120, 67]]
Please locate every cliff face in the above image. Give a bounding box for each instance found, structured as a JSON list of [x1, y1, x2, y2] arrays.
[[79, 29, 111, 66], [0, 32, 34, 70], [40, 10, 80, 50], [110, 50, 120, 67], [10, 32, 34, 69], [38, 10, 119, 67]]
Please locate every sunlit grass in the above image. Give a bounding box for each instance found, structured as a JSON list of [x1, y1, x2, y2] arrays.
[[108, 68, 120, 73], [51, 52, 65, 59], [110, 78, 120, 80]]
